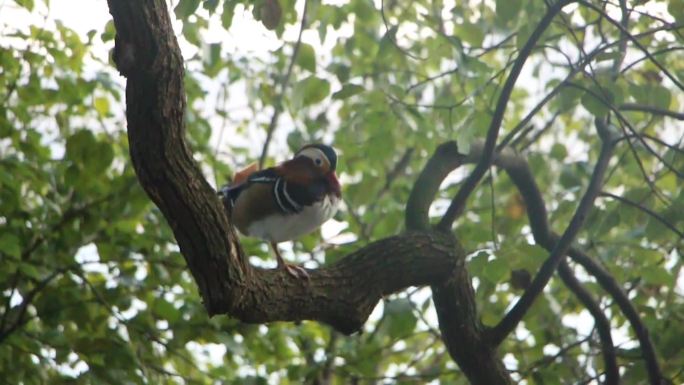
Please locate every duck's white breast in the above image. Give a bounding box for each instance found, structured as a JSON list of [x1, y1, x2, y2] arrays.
[[247, 195, 339, 243]]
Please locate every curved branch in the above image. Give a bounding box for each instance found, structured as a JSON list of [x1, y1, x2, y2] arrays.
[[490, 119, 617, 345], [437, 0, 575, 231], [466, 140, 663, 385], [407, 142, 512, 385], [565, 245, 662, 385], [405, 141, 463, 230], [106, 0, 467, 337], [558, 260, 618, 385]]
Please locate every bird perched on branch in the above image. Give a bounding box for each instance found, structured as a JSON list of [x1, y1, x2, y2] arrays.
[[219, 144, 341, 278]]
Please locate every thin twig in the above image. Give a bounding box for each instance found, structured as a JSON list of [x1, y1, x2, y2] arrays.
[[619, 103, 684, 121], [498, 22, 684, 150], [0, 267, 68, 344], [599, 191, 683, 239], [258, 0, 309, 169], [579, 0, 684, 91]]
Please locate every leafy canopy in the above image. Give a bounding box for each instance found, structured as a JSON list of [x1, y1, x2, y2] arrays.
[[1, 0, 683, 384]]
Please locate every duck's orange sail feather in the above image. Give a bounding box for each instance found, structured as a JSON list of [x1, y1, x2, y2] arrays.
[[232, 162, 259, 185]]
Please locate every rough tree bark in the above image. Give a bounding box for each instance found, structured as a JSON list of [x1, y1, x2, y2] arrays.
[[106, 0, 512, 383]]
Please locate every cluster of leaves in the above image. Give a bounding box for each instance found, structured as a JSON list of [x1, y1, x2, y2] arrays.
[[1, 0, 683, 384]]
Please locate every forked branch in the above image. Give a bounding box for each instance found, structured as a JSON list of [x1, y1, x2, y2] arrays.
[[461, 138, 662, 384], [106, 0, 465, 336]]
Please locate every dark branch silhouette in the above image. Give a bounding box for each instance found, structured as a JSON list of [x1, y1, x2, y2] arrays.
[[437, 0, 575, 231], [458, 140, 663, 384], [490, 118, 618, 345]]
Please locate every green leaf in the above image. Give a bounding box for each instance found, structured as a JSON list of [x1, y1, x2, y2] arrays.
[[19, 263, 42, 279], [16, 0, 34, 11], [88, 141, 114, 174], [556, 85, 583, 111], [497, 0, 521, 24], [482, 257, 508, 284], [222, 0, 237, 29], [296, 43, 316, 72], [668, 0, 684, 24], [332, 84, 364, 100], [454, 22, 484, 47], [383, 299, 417, 339], [66, 130, 97, 165], [641, 265, 673, 286], [0, 233, 22, 258], [629, 83, 672, 110], [94, 97, 109, 116], [203, 0, 219, 13], [550, 143, 567, 160], [292, 76, 330, 109], [174, 0, 201, 19], [153, 298, 180, 323], [581, 86, 610, 117]]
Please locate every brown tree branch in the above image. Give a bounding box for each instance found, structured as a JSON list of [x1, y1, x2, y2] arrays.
[[557, 260, 618, 385], [406, 142, 512, 385], [470, 140, 664, 385], [437, 0, 575, 231], [490, 118, 618, 345], [619, 103, 684, 121], [453, 135, 623, 381], [106, 0, 467, 338], [599, 191, 683, 239], [565, 246, 663, 385], [405, 141, 463, 230]]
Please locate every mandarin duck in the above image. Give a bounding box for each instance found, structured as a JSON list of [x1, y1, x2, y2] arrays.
[[219, 144, 341, 278]]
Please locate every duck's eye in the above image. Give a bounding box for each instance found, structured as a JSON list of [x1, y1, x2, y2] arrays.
[[314, 158, 323, 166]]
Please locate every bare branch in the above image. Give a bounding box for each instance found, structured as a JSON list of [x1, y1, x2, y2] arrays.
[[471, 141, 664, 385], [406, 141, 463, 230], [599, 192, 683, 239], [558, 261, 618, 385], [578, 0, 684, 91], [619, 103, 684, 121], [490, 119, 618, 345], [437, 0, 575, 231]]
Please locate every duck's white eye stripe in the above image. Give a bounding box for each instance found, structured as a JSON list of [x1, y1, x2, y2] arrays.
[[298, 148, 328, 164]]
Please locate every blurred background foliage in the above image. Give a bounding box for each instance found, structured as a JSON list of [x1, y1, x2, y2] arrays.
[[0, 0, 683, 384]]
